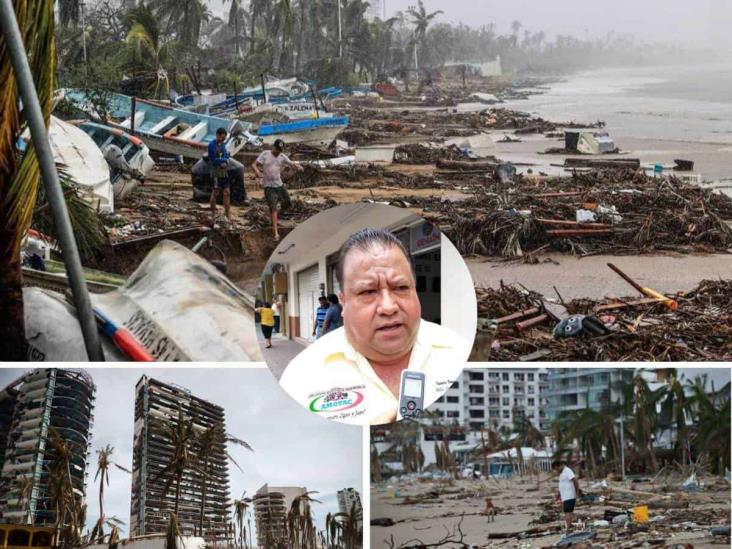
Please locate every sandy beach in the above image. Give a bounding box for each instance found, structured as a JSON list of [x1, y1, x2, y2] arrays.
[[371, 475, 731, 548]]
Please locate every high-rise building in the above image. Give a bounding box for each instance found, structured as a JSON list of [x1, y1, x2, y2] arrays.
[[0, 369, 95, 526], [130, 376, 231, 543], [337, 487, 362, 515], [431, 368, 550, 431], [253, 484, 307, 548], [546, 369, 635, 421]]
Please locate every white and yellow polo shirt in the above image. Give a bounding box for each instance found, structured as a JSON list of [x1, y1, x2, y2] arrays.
[[279, 319, 471, 425]]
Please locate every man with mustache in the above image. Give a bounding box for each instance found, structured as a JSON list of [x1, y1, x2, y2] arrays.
[[280, 227, 470, 425]]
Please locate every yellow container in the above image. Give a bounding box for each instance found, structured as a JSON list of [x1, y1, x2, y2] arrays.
[[633, 505, 649, 523]]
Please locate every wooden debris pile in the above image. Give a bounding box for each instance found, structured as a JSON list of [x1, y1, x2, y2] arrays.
[[473, 279, 732, 362], [428, 171, 732, 257]]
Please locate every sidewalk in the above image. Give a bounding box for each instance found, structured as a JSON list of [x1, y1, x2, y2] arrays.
[[256, 324, 306, 380]]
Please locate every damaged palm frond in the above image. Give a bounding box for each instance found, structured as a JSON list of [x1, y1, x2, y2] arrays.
[[32, 169, 108, 261]]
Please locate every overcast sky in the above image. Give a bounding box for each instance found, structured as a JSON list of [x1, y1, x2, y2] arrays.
[[0, 367, 363, 540], [385, 0, 732, 49]]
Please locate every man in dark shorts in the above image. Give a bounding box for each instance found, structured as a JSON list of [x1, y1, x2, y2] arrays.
[[552, 460, 582, 531], [252, 139, 304, 241], [209, 127, 232, 222]]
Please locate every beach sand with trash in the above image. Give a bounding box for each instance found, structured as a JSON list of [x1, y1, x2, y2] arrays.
[[371, 474, 731, 548]]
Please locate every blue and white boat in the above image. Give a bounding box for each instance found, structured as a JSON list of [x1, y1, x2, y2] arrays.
[[62, 90, 260, 160], [257, 116, 350, 147]]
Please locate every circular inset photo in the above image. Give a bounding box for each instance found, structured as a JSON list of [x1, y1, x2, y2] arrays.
[[254, 204, 477, 425]]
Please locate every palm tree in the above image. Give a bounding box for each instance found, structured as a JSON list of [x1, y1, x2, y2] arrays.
[[223, 0, 245, 56], [658, 370, 692, 466], [155, 406, 196, 516], [287, 491, 320, 549], [0, 0, 55, 360], [687, 376, 731, 474], [90, 445, 131, 543], [124, 4, 174, 98], [621, 373, 663, 473], [194, 424, 252, 537], [232, 492, 253, 549], [405, 0, 443, 71], [46, 428, 84, 547]]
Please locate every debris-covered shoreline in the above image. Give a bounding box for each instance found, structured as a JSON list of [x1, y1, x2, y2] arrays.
[[371, 472, 731, 548]]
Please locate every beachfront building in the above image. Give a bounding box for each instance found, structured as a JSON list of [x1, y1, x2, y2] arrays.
[[337, 487, 362, 515], [0, 369, 95, 526], [431, 368, 550, 432], [253, 484, 307, 548], [129, 376, 231, 543], [545, 368, 635, 421]]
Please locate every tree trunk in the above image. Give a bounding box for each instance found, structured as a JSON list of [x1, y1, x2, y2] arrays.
[[235, 17, 240, 57], [198, 457, 209, 536], [174, 473, 182, 514], [0, 253, 26, 360], [295, 0, 305, 74], [249, 3, 257, 54]]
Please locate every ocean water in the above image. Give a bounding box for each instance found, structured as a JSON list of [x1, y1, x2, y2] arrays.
[[503, 63, 732, 145]]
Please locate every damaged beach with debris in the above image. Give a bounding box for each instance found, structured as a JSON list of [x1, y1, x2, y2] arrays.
[[370, 368, 731, 549], [4, 0, 731, 363]]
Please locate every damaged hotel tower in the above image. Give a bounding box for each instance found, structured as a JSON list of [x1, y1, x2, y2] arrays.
[[0, 369, 96, 525], [130, 376, 232, 543]]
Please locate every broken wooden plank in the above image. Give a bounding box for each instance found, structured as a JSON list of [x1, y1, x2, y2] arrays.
[[545, 229, 614, 237]]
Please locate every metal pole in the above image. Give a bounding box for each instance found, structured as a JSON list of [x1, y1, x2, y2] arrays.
[[130, 96, 137, 135], [0, 0, 105, 361]]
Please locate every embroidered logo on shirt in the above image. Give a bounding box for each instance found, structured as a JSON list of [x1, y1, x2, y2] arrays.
[[309, 386, 365, 413]]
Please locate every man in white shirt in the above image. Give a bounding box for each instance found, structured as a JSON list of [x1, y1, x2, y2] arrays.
[[280, 228, 471, 425], [252, 139, 304, 241], [552, 460, 582, 530]]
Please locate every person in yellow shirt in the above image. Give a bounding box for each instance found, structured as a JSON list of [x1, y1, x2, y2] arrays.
[[280, 228, 470, 425], [256, 302, 276, 348]]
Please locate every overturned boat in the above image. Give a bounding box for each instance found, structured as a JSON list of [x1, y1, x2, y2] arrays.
[[62, 90, 260, 160], [24, 240, 262, 362], [73, 120, 155, 200], [21, 116, 114, 212], [258, 116, 349, 147]]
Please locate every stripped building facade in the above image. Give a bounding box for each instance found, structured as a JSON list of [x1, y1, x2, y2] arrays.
[[0, 369, 95, 526], [130, 376, 232, 543]]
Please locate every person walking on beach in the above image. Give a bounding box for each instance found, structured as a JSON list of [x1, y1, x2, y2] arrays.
[[321, 293, 343, 336], [256, 302, 276, 348], [552, 460, 582, 531], [252, 139, 304, 241], [209, 128, 232, 223], [313, 296, 329, 339]]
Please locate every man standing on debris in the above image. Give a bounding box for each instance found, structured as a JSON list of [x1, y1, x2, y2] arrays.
[[552, 460, 582, 531], [252, 139, 304, 241], [209, 127, 232, 223]]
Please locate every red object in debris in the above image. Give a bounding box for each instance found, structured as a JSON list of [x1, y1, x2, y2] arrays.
[[375, 83, 400, 97]]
